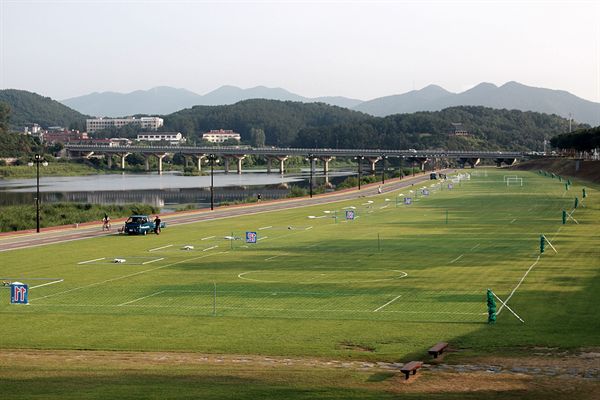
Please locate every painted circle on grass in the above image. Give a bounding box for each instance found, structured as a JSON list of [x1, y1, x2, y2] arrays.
[[237, 269, 408, 284]]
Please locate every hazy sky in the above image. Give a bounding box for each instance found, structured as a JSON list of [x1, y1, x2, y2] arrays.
[[1, 0, 599, 102]]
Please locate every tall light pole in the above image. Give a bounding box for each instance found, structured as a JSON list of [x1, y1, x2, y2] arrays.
[[355, 156, 364, 190], [307, 154, 315, 198], [28, 154, 48, 233], [381, 155, 388, 184], [206, 154, 218, 210]]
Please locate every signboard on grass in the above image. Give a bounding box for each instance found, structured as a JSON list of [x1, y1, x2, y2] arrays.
[[10, 283, 28, 304], [422, 189, 430, 196], [448, 183, 453, 189], [245, 231, 257, 244], [404, 197, 412, 205], [345, 210, 355, 220]]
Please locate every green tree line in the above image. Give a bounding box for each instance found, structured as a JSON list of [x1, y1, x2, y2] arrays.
[[550, 126, 600, 151]]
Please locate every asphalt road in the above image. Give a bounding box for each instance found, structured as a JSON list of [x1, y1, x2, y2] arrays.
[[0, 171, 450, 253]]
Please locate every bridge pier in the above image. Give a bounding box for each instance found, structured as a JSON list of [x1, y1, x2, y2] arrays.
[[458, 157, 480, 168], [155, 153, 168, 174], [233, 155, 246, 174], [367, 157, 381, 173], [408, 157, 429, 171], [106, 155, 112, 169], [495, 158, 517, 167], [144, 156, 150, 171], [267, 155, 288, 174], [115, 153, 130, 169], [320, 156, 333, 174]]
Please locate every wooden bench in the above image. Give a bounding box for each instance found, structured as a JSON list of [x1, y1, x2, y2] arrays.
[[400, 361, 423, 380], [428, 342, 448, 359]]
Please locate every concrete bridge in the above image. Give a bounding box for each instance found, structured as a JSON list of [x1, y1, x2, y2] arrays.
[[64, 144, 525, 174]]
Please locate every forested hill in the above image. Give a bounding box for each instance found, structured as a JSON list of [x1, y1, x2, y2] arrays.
[[293, 106, 586, 151], [0, 89, 89, 131], [165, 101, 582, 151], [163, 100, 371, 146]]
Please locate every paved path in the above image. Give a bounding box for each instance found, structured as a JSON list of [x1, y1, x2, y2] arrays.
[[0, 171, 449, 252]]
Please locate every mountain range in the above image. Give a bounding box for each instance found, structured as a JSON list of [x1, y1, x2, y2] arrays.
[[61, 82, 600, 126]]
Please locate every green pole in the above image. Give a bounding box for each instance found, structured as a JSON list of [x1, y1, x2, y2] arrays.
[[565, 183, 569, 191], [574, 197, 579, 209], [540, 235, 545, 253], [377, 233, 381, 252], [487, 289, 496, 324], [446, 209, 448, 224], [583, 188, 587, 198], [231, 232, 234, 250], [562, 210, 567, 225]]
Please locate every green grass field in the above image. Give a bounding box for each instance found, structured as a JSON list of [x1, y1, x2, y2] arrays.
[[1, 169, 599, 398]]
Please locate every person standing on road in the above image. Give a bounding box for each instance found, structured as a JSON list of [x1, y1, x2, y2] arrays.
[[153, 215, 161, 235], [257, 193, 262, 202], [102, 214, 111, 231]]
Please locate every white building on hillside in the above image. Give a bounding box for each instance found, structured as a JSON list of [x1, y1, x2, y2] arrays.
[[137, 132, 185, 145], [86, 117, 164, 133], [202, 129, 241, 143]]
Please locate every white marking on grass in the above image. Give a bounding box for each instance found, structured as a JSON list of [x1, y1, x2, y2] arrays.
[[118, 290, 166, 306], [305, 243, 319, 248], [202, 245, 218, 252], [257, 236, 268, 241], [497, 255, 541, 316], [30, 251, 228, 302], [470, 243, 481, 251], [510, 218, 517, 224], [142, 257, 164, 265], [305, 226, 313, 230], [264, 255, 281, 261], [373, 295, 402, 312], [449, 254, 463, 263], [258, 226, 272, 230], [201, 236, 215, 241], [148, 244, 173, 252], [78, 257, 105, 265], [30, 279, 64, 290]]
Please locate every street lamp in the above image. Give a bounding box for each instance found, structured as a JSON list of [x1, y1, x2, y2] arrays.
[[206, 154, 219, 210], [28, 154, 48, 233], [307, 154, 315, 198], [355, 156, 364, 190], [381, 155, 388, 184]]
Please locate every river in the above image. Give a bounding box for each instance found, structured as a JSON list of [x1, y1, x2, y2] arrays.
[[0, 170, 355, 211]]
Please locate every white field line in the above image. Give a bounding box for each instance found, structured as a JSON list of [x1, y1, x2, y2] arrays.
[[149, 244, 173, 252], [470, 243, 481, 251], [142, 257, 164, 265], [257, 236, 268, 241], [30, 251, 228, 302], [201, 236, 215, 241], [78, 257, 105, 265], [510, 218, 517, 224], [258, 226, 272, 230], [373, 295, 402, 312], [118, 290, 166, 306], [202, 245, 218, 252], [305, 226, 313, 230], [305, 243, 319, 248], [449, 254, 463, 264], [264, 255, 281, 261], [30, 279, 64, 290], [497, 255, 541, 315]]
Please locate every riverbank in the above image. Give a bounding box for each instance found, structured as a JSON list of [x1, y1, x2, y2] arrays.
[[512, 158, 600, 184]]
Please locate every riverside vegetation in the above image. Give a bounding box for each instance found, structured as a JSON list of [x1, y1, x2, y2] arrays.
[[0, 203, 159, 232]]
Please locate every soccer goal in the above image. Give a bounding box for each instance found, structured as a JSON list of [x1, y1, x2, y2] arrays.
[[506, 177, 523, 186]]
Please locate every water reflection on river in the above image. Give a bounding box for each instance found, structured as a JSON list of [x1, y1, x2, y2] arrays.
[[0, 170, 354, 211]]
